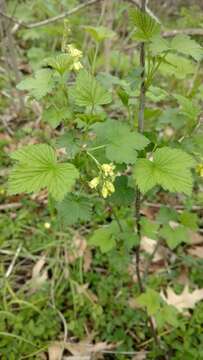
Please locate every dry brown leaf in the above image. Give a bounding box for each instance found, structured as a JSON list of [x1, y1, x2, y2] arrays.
[[63, 357, 90, 360], [31, 254, 48, 289], [132, 351, 147, 360], [48, 342, 64, 360], [140, 236, 167, 262], [190, 232, 203, 245], [187, 245, 203, 258], [64, 341, 116, 356], [67, 234, 87, 264], [83, 248, 92, 272], [161, 285, 203, 313]]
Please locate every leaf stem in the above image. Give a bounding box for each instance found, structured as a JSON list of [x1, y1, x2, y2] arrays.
[[134, 0, 161, 350]]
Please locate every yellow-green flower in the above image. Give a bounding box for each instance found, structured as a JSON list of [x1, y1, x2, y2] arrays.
[[89, 177, 100, 189], [196, 164, 203, 177], [101, 181, 115, 198], [101, 163, 115, 177]]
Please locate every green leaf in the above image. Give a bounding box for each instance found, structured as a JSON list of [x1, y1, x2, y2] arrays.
[[156, 304, 179, 329], [43, 54, 75, 75], [17, 69, 54, 100], [109, 176, 135, 206], [174, 94, 200, 121], [70, 70, 112, 108], [43, 105, 70, 128], [130, 8, 160, 41], [160, 224, 190, 249], [171, 34, 203, 61], [8, 144, 79, 201], [92, 119, 149, 164], [137, 288, 162, 315], [89, 226, 116, 253], [83, 25, 116, 42], [156, 207, 178, 225], [57, 194, 92, 225], [159, 54, 194, 79], [133, 147, 195, 195], [179, 211, 198, 231], [56, 132, 80, 159], [140, 218, 159, 238], [149, 35, 170, 55]]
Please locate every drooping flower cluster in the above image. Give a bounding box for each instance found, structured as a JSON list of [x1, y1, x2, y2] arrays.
[[62, 20, 83, 71], [196, 163, 203, 177], [89, 163, 116, 198]]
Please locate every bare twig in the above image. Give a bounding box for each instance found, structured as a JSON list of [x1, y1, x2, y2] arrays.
[[0, 0, 160, 33], [163, 28, 203, 38], [5, 243, 22, 278], [0, 203, 22, 211], [143, 202, 203, 211], [0, 0, 102, 30]]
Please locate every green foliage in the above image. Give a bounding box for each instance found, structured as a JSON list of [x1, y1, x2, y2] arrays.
[[83, 25, 116, 42], [171, 35, 203, 61], [160, 223, 190, 249], [70, 70, 112, 108], [8, 144, 79, 201], [92, 119, 149, 164], [130, 8, 160, 41], [137, 288, 162, 315], [89, 224, 117, 253], [57, 194, 92, 225], [133, 147, 195, 195], [17, 69, 54, 99]]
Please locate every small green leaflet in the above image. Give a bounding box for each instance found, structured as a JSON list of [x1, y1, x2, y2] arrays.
[[130, 8, 160, 41], [83, 25, 116, 42], [137, 288, 162, 316], [160, 224, 190, 249], [133, 147, 195, 195], [70, 70, 112, 108], [92, 119, 149, 164], [89, 226, 116, 253], [17, 69, 54, 100], [171, 35, 203, 61], [43, 105, 70, 128], [159, 53, 194, 79], [43, 54, 75, 75], [57, 194, 92, 225], [109, 176, 135, 206], [8, 144, 79, 201], [56, 132, 80, 159]]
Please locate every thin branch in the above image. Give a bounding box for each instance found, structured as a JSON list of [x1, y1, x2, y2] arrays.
[[163, 28, 203, 38], [0, 0, 160, 32], [143, 202, 203, 211], [0, 0, 102, 30], [5, 244, 22, 278], [0, 203, 22, 211]]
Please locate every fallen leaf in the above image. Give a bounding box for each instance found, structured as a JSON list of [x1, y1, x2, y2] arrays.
[[31, 254, 48, 289], [140, 236, 167, 262], [48, 342, 64, 360], [132, 351, 147, 360], [63, 357, 90, 360], [187, 245, 203, 258], [161, 285, 203, 313], [64, 341, 116, 356], [190, 232, 203, 245], [83, 248, 92, 272]]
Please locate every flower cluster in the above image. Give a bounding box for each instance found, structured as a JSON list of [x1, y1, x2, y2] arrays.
[[62, 20, 83, 71], [196, 163, 203, 177], [89, 163, 116, 198], [66, 44, 83, 71]]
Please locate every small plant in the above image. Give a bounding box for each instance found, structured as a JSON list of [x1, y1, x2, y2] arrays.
[[5, 0, 203, 358]]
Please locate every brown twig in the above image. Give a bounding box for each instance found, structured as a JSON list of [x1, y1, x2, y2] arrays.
[[0, 0, 160, 33], [163, 28, 203, 38], [0, 0, 102, 30]]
